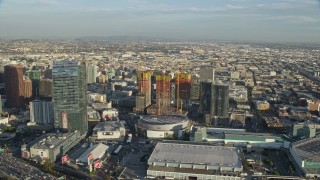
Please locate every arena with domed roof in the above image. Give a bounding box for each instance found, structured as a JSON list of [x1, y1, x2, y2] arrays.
[[136, 115, 190, 139]]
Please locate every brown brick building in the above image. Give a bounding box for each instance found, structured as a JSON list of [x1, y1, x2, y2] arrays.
[[4, 64, 25, 108]]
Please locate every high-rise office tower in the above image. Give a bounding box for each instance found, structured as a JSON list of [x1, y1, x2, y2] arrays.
[[190, 75, 200, 101], [43, 69, 52, 79], [23, 78, 33, 101], [39, 79, 53, 98], [156, 75, 171, 115], [107, 68, 115, 80], [30, 100, 54, 124], [199, 81, 229, 117], [211, 84, 229, 117], [199, 67, 214, 82], [52, 60, 87, 134], [4, 64, 25, 108], [86, 63, 98, 84], [0, 59, 11, 84], [28, 70, 41, 97], [199, 81, 213, 115], [175, 73, 191, 101], [137, 71, 152, 106], [0, 96, 2, 113]]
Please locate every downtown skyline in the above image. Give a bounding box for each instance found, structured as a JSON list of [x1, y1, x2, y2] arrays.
[[0, 0, 320, 43]]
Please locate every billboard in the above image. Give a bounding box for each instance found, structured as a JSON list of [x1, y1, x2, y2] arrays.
[[22, 151, 30, 158], [61, 155, 69, 164], [62, 112, 68, 129], [304, 161, 320, 168], [94, 160, 102, 169]]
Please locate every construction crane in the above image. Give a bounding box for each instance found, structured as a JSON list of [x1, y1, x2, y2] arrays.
[[176, 64, 183, 115], [137, 60, 142, 92]]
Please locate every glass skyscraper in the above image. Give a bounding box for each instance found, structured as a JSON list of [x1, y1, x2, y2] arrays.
[[200, 81, 229, 117], [52, 60, 87, 134], [211, 84, 229, 117]]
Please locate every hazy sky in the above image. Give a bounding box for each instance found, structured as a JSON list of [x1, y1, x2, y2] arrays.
[[0, 0, 319, 43]]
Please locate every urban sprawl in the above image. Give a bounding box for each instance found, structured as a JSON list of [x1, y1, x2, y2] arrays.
[[0, 39, 320, 179]]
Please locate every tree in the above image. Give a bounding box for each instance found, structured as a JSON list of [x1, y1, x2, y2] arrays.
[[113, 164, 119, 172], [3, 144, 10, 154], [2, 126, 16, 133], [43, 158, 55, 173], [105, 174, 111, 180]]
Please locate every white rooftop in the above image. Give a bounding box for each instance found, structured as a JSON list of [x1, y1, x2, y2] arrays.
[[149, 142, 242, 168], [78, 143, 109, 163], [93, 121, 124, 132]]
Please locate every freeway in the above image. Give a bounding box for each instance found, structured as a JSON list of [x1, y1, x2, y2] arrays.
[[0, 153, 56, 180]]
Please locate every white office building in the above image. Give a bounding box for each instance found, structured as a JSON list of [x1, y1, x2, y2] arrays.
[[93, 121, 125, 140], [86, 63, 98, 84]]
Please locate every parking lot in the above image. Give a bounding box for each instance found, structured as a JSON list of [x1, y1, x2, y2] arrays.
[[243, 148, 297, 176], [119, 139, 155, 179]]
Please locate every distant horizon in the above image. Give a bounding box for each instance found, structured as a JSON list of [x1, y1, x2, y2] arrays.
[[0, 0, 320, 44], [1, 35, 320, 45]]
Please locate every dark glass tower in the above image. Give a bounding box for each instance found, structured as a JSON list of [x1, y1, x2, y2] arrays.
[[52, 60, 87, 134], [28, 70, 41, 97], [200, 81, 229, 117], [211, 84, 229, 117], [199, 81, 212, 114]]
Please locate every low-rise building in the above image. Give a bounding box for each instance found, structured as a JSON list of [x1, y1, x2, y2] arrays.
[[88, 93, 106, 103], [292, 123, 317, 139], [77, 143, 109, 164], [24, 131, 82, 162], [147, 142, 243, 179], [92, 121, 125, 140], [101, 108, 118, 120], [0, 116, 9, 125], [290, 136, 320, 178], [255, 100, 270, 110], [190, 126, 289, 149], [308, 100, 320, 112]]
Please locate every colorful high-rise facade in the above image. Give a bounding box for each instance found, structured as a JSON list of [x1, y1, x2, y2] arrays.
[[136, 71, 152, 111], [175, 73, 191, 100], [156, 75, 171, 114], [23, 78, 33, 101]]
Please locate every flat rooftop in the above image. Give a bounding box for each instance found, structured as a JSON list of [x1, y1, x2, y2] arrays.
[[149, 142, 242, 168], [148, 166, 240, 177], [141, 115, 189, 125], [30, 132, 76, 149], [78, 143, 108, 163], [293, 136, 320, 161], [93, 121, 124, 132]]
